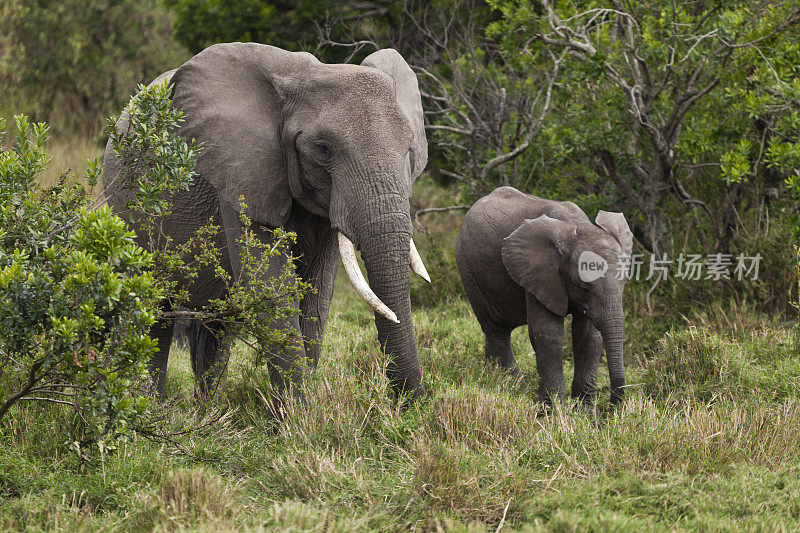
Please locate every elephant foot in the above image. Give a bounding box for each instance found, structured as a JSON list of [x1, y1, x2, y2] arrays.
[[572, 399, 598, 419], [511, 371, 531, 392], [483, 358, 526, 385], [535, 401, 554, 418], [265, 400, 288, 433], [400, 394, 422, 413], [193, 375, 228, 401], [570, 390, 598, 416], [264, 388, 308, 428]]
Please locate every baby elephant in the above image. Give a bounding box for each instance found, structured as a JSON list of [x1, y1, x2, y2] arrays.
[[455, 186, 633, 410]]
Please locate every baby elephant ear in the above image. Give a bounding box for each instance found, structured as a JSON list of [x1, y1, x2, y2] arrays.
[[502, 215, 577, 317], [595, 211, 634, 259]]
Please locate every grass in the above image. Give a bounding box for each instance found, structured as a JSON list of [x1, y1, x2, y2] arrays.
[[1, 270, 798, 531], [38, 135, 104, 190], [1, 141, 800, 530]]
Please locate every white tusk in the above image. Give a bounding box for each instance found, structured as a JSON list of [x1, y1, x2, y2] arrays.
[[409, 238, 431, 283], [338, 232, 400, 324]]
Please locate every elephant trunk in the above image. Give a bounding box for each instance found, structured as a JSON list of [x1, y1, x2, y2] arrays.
[[335, 181, 422, 401], [360, 229, 422, 401], [597, 299, 625, 405]]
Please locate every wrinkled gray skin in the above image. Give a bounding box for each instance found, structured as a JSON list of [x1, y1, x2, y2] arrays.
[[455, 187, 633, 410], [103, 43, 428, 410]]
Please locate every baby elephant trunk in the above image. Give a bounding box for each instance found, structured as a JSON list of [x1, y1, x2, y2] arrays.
[[596, 298, 625, 405]]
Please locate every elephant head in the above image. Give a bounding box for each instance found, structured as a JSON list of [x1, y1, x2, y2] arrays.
[[169, 43, 430, 398], [501, 211, 633, 404]]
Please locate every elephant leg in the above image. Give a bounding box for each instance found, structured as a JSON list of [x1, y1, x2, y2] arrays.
[[526, 293, 565, 406], [219, 202, 309, 419], [172, 319, 190, 351], [571, 311, 602, 413], [188, 319, 230, 397], [298, 260, 337, 368], [261, 299, 309, 422], [288, 209, 338, 369], [483, 327, 521, 378], [148, 315, 175, 399], [460, 264, 522, 378]]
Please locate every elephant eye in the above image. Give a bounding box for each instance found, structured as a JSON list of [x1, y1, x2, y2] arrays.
[[313, 140, 331, 159]]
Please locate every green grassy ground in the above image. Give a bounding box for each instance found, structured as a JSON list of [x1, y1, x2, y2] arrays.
[[1, 267, 798, 531], [2, 142, 799, 531]]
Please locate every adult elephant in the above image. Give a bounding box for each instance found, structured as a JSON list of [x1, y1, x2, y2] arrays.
[[103, 43, 431, 409]]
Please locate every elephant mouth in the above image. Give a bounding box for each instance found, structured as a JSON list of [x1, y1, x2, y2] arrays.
[[336, 232, 431, 324]]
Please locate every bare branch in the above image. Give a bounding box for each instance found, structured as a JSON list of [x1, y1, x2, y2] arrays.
[[678, 29, 719, 63], [317, 39, 380, 63], [18, 397, 77, 407], [478, 54, 561, 182], [438, 169, 473, 185], [413, 204, 472, 231], [425, 124, 474, 136], [414, 205, 472, 217]]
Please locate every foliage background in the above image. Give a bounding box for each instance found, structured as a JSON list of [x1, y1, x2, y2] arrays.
[[0, 0, 187, 133], [0, 0, 799, 530]]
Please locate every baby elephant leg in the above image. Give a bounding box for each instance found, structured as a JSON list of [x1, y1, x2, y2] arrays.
[[571, 311, 602, 412], [483, 326, 522, 378], [526, 295, 565, 406]]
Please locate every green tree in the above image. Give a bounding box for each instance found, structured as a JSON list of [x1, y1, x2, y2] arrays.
[[488, 0, 800, 255], [168, 0, 356, 55], [0, 0, 187, 133], [167, 0, 485, 62]]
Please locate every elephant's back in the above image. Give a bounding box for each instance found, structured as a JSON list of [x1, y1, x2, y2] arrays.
[[457, 188, 536, 290], [472, 186, 588, 224], [459, 186, 573, 253], [461, 187, 537, 240], [456, 187, 534, 328]]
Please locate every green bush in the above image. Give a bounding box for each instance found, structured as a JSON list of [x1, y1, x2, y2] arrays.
[[0, 115, 162, 457], [0, 78, 312, 462]]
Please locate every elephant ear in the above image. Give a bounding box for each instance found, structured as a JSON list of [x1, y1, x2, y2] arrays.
[[502, 215, 577, 317], [361, 49, 428, 179], [170, 42, 320, 227], [595, 211, 633, 259]]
